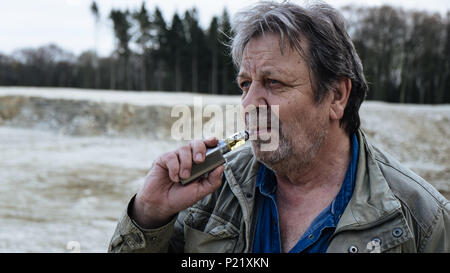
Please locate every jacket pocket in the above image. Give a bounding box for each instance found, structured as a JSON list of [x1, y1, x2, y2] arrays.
[[183, 208, 239, 253]]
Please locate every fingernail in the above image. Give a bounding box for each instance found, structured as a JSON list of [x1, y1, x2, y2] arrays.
[[196, 153, 203, 161], [183, 170, 190, 178]]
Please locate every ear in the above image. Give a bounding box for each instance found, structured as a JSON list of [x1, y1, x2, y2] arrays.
[[329, 78, 351, 121]]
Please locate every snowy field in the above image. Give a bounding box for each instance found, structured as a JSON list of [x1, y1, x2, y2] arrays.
[[0, 87, 449, 252]]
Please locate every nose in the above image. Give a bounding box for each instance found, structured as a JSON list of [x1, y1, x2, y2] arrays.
[[241, 81, 268, 112], [241, 81, 269, 129]]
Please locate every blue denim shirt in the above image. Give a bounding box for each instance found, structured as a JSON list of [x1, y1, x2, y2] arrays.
[[253, 134, 359, 253]]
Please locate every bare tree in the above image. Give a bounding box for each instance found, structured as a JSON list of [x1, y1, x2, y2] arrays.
[[90, 1, 100, 88]]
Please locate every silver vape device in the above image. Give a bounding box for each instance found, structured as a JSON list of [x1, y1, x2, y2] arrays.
[[180, 131, 249, 185]]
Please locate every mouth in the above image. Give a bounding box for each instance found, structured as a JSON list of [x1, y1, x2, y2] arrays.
[[247, 126, 273, 140], [244, 106, 277, 138], [250, 127, 271, 135]]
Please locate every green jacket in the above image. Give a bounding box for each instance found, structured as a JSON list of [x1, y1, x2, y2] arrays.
[[108, 130, 450, 253]]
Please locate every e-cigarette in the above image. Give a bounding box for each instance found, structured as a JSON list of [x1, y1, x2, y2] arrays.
[[180, 131, 249, 185]]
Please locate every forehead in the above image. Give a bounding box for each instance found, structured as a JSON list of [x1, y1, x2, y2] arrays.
[[239, 33, 306, 75]]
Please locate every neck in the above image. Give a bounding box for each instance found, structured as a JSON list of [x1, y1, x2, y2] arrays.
[[273, 128, 351, 204]]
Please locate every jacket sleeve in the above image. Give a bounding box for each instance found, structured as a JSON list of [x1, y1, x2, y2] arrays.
[[108, 195, 182, 253], [421, 201, 450, 252]]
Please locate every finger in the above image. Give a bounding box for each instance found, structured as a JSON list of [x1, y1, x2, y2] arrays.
[[191, 139, 207, 164], [177, 145, 192, 179], [203, 137, 219, 148], [161, 152, 180, 182], [191, 137, 220, 164]]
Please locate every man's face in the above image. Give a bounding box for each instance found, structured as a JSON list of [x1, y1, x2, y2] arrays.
[[238, 33, 331, 172]]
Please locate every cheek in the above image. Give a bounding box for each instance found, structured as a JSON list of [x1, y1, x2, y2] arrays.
[[268, 90, 319, 131], [275, 105, 301, 135], [278, 102, 327, 135], [279, 99, 307, 120]]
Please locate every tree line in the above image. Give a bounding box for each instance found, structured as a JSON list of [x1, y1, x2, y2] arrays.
[[343, 5, 450, 104], [0, 2, 448, 103]]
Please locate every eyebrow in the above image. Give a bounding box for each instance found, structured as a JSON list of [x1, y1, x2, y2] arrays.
[[237, 71, 249, 79], [237, 68, 286, 80], [260, 69, 278, 78]]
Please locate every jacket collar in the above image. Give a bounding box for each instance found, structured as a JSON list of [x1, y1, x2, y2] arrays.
[[223, 143, 259, 252], [335, 129, 403, 231], [327, 130, 413, 252]]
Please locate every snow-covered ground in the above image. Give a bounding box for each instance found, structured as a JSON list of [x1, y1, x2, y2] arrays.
[[0, 86, 242, 106], [0, 87, 449, 252], [359, 102, 450, 194]]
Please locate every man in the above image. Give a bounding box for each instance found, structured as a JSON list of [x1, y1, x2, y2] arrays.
[[109, 1, 450, 253]]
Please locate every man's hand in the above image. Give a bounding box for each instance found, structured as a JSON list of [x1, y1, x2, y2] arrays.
[[131, 137, 224, 229]]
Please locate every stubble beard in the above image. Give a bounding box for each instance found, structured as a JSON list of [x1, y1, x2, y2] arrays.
[[251, 116, 328, 175]]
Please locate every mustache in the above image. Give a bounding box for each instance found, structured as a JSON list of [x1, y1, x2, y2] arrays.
[[244, 105, 280, 134]]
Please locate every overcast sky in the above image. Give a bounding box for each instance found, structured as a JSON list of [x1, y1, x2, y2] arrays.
[[1, 0, 449, 57]]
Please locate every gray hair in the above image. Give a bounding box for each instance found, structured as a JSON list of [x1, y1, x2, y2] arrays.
[[230, 0, 368, 135]]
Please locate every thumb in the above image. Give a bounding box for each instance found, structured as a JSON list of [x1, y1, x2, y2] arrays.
[[196, 165, 225, 197], [180, 165, 224, 207], [206, 165, 225, 189]]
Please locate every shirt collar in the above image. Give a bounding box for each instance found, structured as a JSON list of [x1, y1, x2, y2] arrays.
[[256, 162, 277, 197]]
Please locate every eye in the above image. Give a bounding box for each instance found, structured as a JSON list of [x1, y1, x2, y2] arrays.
[[267, 79, 280, 86], [239, 80, 251, 92]]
